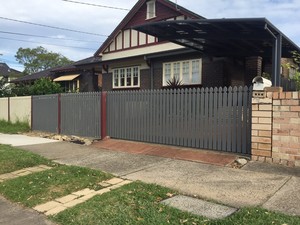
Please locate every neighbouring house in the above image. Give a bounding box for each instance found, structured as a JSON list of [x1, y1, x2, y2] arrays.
[[0, 63, 23, 83], [12, 56, 102, 92], [95, 0, 300, 91]]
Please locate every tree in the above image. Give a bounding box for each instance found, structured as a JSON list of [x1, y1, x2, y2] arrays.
[[15, 46, 73, 75], [291, 51, 300, 91], [0, 77, 12, 97], [11, 78, 62, 96]]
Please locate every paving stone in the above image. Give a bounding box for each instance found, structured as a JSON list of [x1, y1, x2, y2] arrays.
[[109, 184, 122, 190], [26, 167, 47, 172], [162, 195, 237, 219], [11, 169, 28, 174], [63, 199, 84, 208], [78, 192, 98, 201], [34, 201, 62, 213], [95, 188, 111, 195], [17, 171, 32, 176], [45, 205, 67, 216], [72, 188, 95, 196], [98, 181, 112, 187], [11, 169, 29, 175], [56, 194, 78, 204], [38, 165, 53, 170], [0, 173, 17, 180], [105, 178, 124, 185], [118, 180, 133, 186]]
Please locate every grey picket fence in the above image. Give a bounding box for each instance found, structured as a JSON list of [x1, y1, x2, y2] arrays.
[[60, 92, 101, 138], [32, 94, 59, 133], [107, 86, 252, 155], [32, 92, 101, 138]]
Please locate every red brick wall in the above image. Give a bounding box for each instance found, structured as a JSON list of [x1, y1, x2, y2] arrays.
[[252, 90, 300, 167]]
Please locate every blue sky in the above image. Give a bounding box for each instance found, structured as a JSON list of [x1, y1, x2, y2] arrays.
[[0, 0, 300, 72]]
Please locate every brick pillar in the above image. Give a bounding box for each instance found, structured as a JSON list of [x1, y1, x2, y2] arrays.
[[245, 56, 263, 86], [251, 91, 273, 162]]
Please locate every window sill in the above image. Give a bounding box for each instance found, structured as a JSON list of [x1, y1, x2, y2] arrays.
[[145, 16, 157, 21], [112, 87, 141, 91]]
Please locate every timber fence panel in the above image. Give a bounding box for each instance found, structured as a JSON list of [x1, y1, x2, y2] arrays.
[[32, 94, 59, 133], [10, 96, 31, 125], [60, 92, 101, 138], [0, 98, 9, 121]]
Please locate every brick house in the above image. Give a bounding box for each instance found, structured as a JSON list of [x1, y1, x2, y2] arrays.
[[12, 57, 101, 92], [96, 0, 300, 91]]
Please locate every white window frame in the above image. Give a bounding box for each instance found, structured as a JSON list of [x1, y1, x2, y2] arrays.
[[162, 59, 202, 86], [113, 66, 140, 89], [146, 0, 156, 20]]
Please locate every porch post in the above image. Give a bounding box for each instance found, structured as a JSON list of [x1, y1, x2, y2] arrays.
[[276, 34, 282, 87], [271, 34, 282, 87]]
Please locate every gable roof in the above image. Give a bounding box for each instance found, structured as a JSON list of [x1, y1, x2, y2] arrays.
[[0, 63, 22, 78], [11, 56, 101, 83], [10, 68, 56, 83], [94, 0, 204, 56]]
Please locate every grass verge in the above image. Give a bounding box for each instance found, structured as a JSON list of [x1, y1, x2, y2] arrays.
[[51, 182, 300, 225], [0, 120, 30, 134], [0, 165, 113, 207], [0, 144, 53, 174]]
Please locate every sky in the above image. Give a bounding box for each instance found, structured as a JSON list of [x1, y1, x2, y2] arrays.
[[0, 0, 300, 72]]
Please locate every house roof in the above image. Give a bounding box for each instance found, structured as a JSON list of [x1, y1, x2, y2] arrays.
[[94, 0, 204, 56], [73, 56, 102, 66], [0, 63, 22, 78], [133, 18, 300, 58], [11, 56, 101, 83], [10, 67, 56, 83]]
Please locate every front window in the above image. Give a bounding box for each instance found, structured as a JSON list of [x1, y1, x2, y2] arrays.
[[113, 66, 140, 88], [163, 59, 202, 86]]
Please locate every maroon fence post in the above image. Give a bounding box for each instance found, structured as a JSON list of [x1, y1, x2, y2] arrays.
[[58, 94, 61, 134], [101, 92, 107, 139]]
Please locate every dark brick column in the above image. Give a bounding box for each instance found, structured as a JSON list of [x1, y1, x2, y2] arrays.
[[245, 56, 263, 86]]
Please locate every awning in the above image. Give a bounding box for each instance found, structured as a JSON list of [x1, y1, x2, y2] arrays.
[[53, 74, 80, 82], [133, 18, 300, 57], [133, 18, 300, 86]]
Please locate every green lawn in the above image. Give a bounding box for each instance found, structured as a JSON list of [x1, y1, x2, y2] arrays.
[[0, 165, 113, 207], [0, 144, 53, 174], [0, 120, 30, 134], [51, 182, 300, 225]]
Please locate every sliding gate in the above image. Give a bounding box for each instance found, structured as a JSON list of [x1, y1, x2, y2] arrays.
[[107, 86, 252, 155]]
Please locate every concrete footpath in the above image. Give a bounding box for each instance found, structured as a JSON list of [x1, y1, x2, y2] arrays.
[[0, 133, 300, 223]]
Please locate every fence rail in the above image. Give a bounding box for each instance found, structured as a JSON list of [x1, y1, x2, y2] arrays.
[[107, 86, 252, 154]]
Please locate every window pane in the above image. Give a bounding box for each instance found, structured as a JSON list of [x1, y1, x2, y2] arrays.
[[182, 61, 190, 83], [114, 69, 119, 87], [192, 60, 201, 84], [126, 68, 132, 86], [173, 62, 180, 80], [133, 67, 139, 86], [164, 63, 171, 84], [147, 1, 155, 19], [120, 69, 125, 86]]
